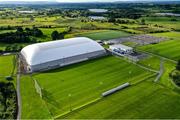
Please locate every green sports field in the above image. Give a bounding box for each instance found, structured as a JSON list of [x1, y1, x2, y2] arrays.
[[59, 80, 180, 119], [21, 56, 153, 118], [138, 56, 161, 71], [138, 32, 180, 61], [77, 30, 130, 40], [137, 55, 177, 89], [20, 76, 52, 119]]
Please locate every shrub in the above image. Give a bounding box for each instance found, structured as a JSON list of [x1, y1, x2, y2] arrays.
[[176, 60, 180, 71]]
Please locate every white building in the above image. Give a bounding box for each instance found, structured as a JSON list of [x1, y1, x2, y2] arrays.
[[109, 44, 133, 54], [20, 37, 106, 73]]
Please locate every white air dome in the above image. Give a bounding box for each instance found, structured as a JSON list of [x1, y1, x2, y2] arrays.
[[21, 37, 105, 66]]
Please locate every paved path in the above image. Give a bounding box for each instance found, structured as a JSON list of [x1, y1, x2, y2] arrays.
[[154, 58, 164, 82], [17, 55, 21, 120], [135, 62, 159, 73]]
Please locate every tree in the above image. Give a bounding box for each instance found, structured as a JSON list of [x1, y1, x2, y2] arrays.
[[141, 19, 146, 25], [32, 28, 43, 37], [59, 32, 65, 40], [108, 17, 116, 23], [176, 60, 180, 71], [11, 44, 18, 51], [5, 45, 11, 52], [30, 15, 34, 21], [51, 31, 59, 40], [25, 27, 31, 31], [16, 27, 23, 33]]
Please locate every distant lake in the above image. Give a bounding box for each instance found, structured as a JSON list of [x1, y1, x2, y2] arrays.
[[18, 11, 35, 14], [156, 13, 180, 17], [89, 16, 106, 20], [89, 9, 108, 13]]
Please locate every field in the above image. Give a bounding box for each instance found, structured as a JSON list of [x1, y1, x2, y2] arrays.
[[0, 30, 15, 34], [0, 17, 59, 27], [137, 55, 177, 89], [159, 60, 177, 89], [60, 80, 180, 119], [143, 16, 180, 30], [77, 30, 130, 40], [21, 56, 153, 118], [0, 55, 14, 79], [20, 76, 52, 119], [138, 32, 180, 61], [39, 28, 67, 41], [138, 56, 161, 70], [0, 3, 180, 119], [150, 32, 180, 39]]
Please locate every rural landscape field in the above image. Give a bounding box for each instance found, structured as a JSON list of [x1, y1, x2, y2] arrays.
[[0, 0, 180, 119]]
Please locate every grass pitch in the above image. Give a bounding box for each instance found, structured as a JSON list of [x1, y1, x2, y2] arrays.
[[59, 80, 180, 119], [20, 76, 52, 119], [25, 56, 153, 118], [138, 56, 161, 71], [138, 32, 180, 61], [77, 30, 130, 40], [138, 55, 177, 89]]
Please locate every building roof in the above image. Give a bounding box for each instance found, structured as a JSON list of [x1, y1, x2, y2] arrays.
[[21, 37, 105, 66], [110, 44, 133, 51]]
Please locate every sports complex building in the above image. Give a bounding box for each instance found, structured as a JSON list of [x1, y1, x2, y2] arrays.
[[20, 37, 106, 73], [109, 44, 133, 54]]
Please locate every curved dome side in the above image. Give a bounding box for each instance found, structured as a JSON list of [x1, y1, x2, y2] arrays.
[[20, 37, 106, 66], [20, 44, 41, 65]]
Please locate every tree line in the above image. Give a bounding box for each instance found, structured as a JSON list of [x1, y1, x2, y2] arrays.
[[0, 27, 43, 44]]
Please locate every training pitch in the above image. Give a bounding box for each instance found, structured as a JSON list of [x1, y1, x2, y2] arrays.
[[20, 56, 153, 119]]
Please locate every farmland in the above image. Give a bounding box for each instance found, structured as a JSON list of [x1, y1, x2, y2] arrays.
[[77, 30, 130, 40], [0, 55, 14, 79], [39, 28, 67, 41], [143, 16, 180, 30], [21, 56, 154, 118]]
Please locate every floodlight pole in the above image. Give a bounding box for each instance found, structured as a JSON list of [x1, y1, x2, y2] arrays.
[[68, 94, 72, 111]]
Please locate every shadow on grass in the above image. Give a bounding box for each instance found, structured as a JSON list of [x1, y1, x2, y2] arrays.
[[42, 89, 61, 108]]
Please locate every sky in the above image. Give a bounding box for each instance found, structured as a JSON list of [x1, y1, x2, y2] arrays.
[[0, 0, 179, 2]]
